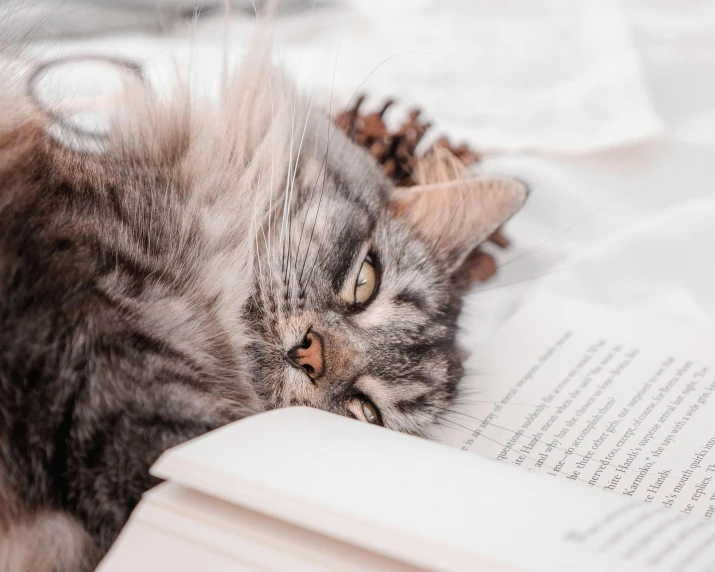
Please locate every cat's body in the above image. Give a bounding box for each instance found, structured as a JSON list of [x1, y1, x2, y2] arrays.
[[0, 47, 526, 571]]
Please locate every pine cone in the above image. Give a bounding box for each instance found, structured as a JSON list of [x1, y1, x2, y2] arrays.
[[334, 96, 509, 282]]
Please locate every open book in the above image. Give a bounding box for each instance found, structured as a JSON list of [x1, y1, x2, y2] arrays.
[[98, 296, 715, 572]]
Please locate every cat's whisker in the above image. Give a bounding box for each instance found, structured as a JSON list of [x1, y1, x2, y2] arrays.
[[261, 17, 311, 299], [435, 415, 591, 478], [439, 409, 632, 472], [470, 258, 593, 297], [285, 53, 308, 291], [266, 53, 276, 294], [283, 76, 301, 291], [251, 169, 271, 304], [253, 231, 266, 299], [495, 185, 642, 272], [296, 144, 329, 290], [300, 49, 424, 292], [394, 225, 413, 268], [284, 90, 314, 299], [257, 40, 289, 300], [289, 90, 316, 281], [341, 51, 430, 114], [301, 173, 336, 289], [296, 31, 346, 291], [279, 93, 294, 280], [451, 397, 549, 408], [266, 40, 296, 283]]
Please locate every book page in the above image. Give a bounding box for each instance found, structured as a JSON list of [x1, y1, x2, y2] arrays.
[[100, 483, 425, 572], [436, 296, 715, 523], [147, 407, 715, 572]]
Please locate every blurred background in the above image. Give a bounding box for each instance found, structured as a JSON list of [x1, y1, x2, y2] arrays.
[[2, 0, 714, 340]]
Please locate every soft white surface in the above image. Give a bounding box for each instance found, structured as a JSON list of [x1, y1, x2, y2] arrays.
[[305, 0, 665, 153], [464, 0, 715, 343], [30, 0, 715, 345]]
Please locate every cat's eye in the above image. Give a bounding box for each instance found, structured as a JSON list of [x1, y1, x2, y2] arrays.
[[354, 255, 377, 305], [361, 400, 382, 425]]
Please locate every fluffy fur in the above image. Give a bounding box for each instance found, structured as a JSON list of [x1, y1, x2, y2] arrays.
[[0, 43, 526, 571]]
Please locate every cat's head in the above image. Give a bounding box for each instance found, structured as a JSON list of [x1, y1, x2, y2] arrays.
[[11, 52, 526, 436], [244, 101, 527, 435]]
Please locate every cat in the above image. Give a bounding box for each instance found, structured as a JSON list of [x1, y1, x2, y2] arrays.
[[0, 43, 527, 571]]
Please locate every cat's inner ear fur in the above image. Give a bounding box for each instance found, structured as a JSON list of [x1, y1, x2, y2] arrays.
[[389, 175, 528, 276]]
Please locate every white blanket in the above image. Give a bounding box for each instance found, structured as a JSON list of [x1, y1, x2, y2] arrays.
[[284, 0, 665, 154], [464, 0, 715, 341]]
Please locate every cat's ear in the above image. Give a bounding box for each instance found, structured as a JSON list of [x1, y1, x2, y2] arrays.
[[389, 176, 528, 275]]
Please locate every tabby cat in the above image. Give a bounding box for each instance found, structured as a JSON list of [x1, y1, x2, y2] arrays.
[[0, 47, 527, 571]]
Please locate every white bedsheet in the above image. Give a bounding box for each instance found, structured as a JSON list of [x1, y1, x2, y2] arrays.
[[465, 0, 715, 341], [27, 0, 715, 344]]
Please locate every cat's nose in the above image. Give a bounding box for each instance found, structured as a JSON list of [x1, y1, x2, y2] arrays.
[[286, 331, 324, 380]]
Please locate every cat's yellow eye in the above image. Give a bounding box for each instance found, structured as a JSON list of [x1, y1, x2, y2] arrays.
[[347, 397, 383, 426], [362, 400, 382, 425], [354, 256, 376, 304]]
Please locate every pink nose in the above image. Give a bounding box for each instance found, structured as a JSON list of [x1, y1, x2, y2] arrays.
[[287, 331, 324, 380]]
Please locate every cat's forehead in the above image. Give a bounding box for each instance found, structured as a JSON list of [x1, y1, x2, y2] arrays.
[[286, 175, 379, 297], [300, 125, 392, 211]]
